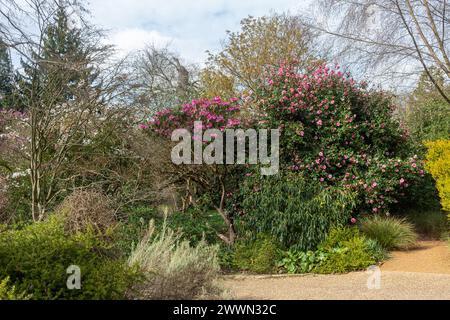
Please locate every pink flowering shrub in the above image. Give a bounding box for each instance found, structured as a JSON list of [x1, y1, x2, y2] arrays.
[[254, 62, 425, 215], [143, 97, 242, 137], [142, 97, 246, 244]]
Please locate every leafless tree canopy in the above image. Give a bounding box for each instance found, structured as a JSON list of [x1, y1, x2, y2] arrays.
[[303, 0, 450, 103], [130, 45, 199, 114]]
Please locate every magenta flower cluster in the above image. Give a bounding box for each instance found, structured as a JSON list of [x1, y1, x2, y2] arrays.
[[142, 97, 242, 137]]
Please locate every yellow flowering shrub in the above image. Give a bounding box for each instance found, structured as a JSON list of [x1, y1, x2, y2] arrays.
[[425, 140, 450, 215]]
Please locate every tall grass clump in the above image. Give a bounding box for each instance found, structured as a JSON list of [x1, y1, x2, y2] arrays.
[[360, 215, 418, 250], [128, 220, 222, 300], [405, 210, 448, 239]]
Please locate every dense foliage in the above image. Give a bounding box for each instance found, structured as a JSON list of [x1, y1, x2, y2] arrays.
[[233, 234, 281, 274], [425, 140, 450, 214], [253, 62, 424, 215], [237, 172, 356, 250], [276, 227, 385, 274], [0, 216, 138, 299]]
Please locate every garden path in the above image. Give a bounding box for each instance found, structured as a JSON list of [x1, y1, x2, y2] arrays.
[[381, 241, 450, 274], [221, 241, 450, 300]]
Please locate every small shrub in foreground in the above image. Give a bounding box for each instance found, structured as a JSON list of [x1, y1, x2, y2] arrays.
[[276, 249, 327, 274], [233, 234, 281, 274], [313, 227, 378, 274], [276, 227, 383, 274], [0, 216, 138, 299], [128, 220, 222, 300], [360, 215, 418, 250]]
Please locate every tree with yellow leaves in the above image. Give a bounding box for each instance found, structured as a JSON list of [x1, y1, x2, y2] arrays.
[[200, 13, 314, 99]]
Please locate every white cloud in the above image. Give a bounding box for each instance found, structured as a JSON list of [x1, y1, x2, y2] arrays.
[[109, 28, 172, 54], [89, 0, 312, 63]]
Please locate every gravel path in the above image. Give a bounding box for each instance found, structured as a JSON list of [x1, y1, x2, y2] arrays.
[[381, 241, 450, 274], [222, 241, 450, 300], [221, 271, 450, 300]]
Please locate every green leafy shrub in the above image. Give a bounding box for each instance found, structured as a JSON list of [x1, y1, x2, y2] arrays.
[[276, 249, 327, 274], [365, 238, 389, 262], [165, 209, 227, 245], [233, 234, 281, 274], [405, 210, 448, 239], [217, 244, 236, 272], [0, 277, 31, 300], [313, 227, 377, 274], [0, 216, 138, 300], [119, 206, 226, 254], [360, 215, 418, 250], [238, 173, 355, 251], [117, 206, 158, 254], [276, 227, 384, 274], [128, 220, 222, 300]]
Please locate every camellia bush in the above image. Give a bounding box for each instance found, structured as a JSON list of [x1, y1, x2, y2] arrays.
[[252, 62, 425, 216], [144, 62, 426, 250]]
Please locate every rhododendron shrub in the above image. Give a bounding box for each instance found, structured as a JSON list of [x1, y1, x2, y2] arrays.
[[143, 97, 246, 244], [142, 97, 242, 137], [254, 62, 424, 215]]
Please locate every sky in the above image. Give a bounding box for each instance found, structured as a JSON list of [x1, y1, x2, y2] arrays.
[[88, 0, 313, 64]]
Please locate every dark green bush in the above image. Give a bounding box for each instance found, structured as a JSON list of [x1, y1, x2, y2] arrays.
[[0, 216, 139, 300], [217, 244, 236, 272], [233, 234, 281, 274], [405, 210, 448, 239], [165, 209, 226, 245], [238, 173, 356, 251], [118, 206, 226, 254], [117, 206, 158, 254]]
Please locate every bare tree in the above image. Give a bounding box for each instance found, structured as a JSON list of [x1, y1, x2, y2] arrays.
[[0, 0, 132, 221], [303, 0, 450, 103], [130, 45, 199, 114]]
